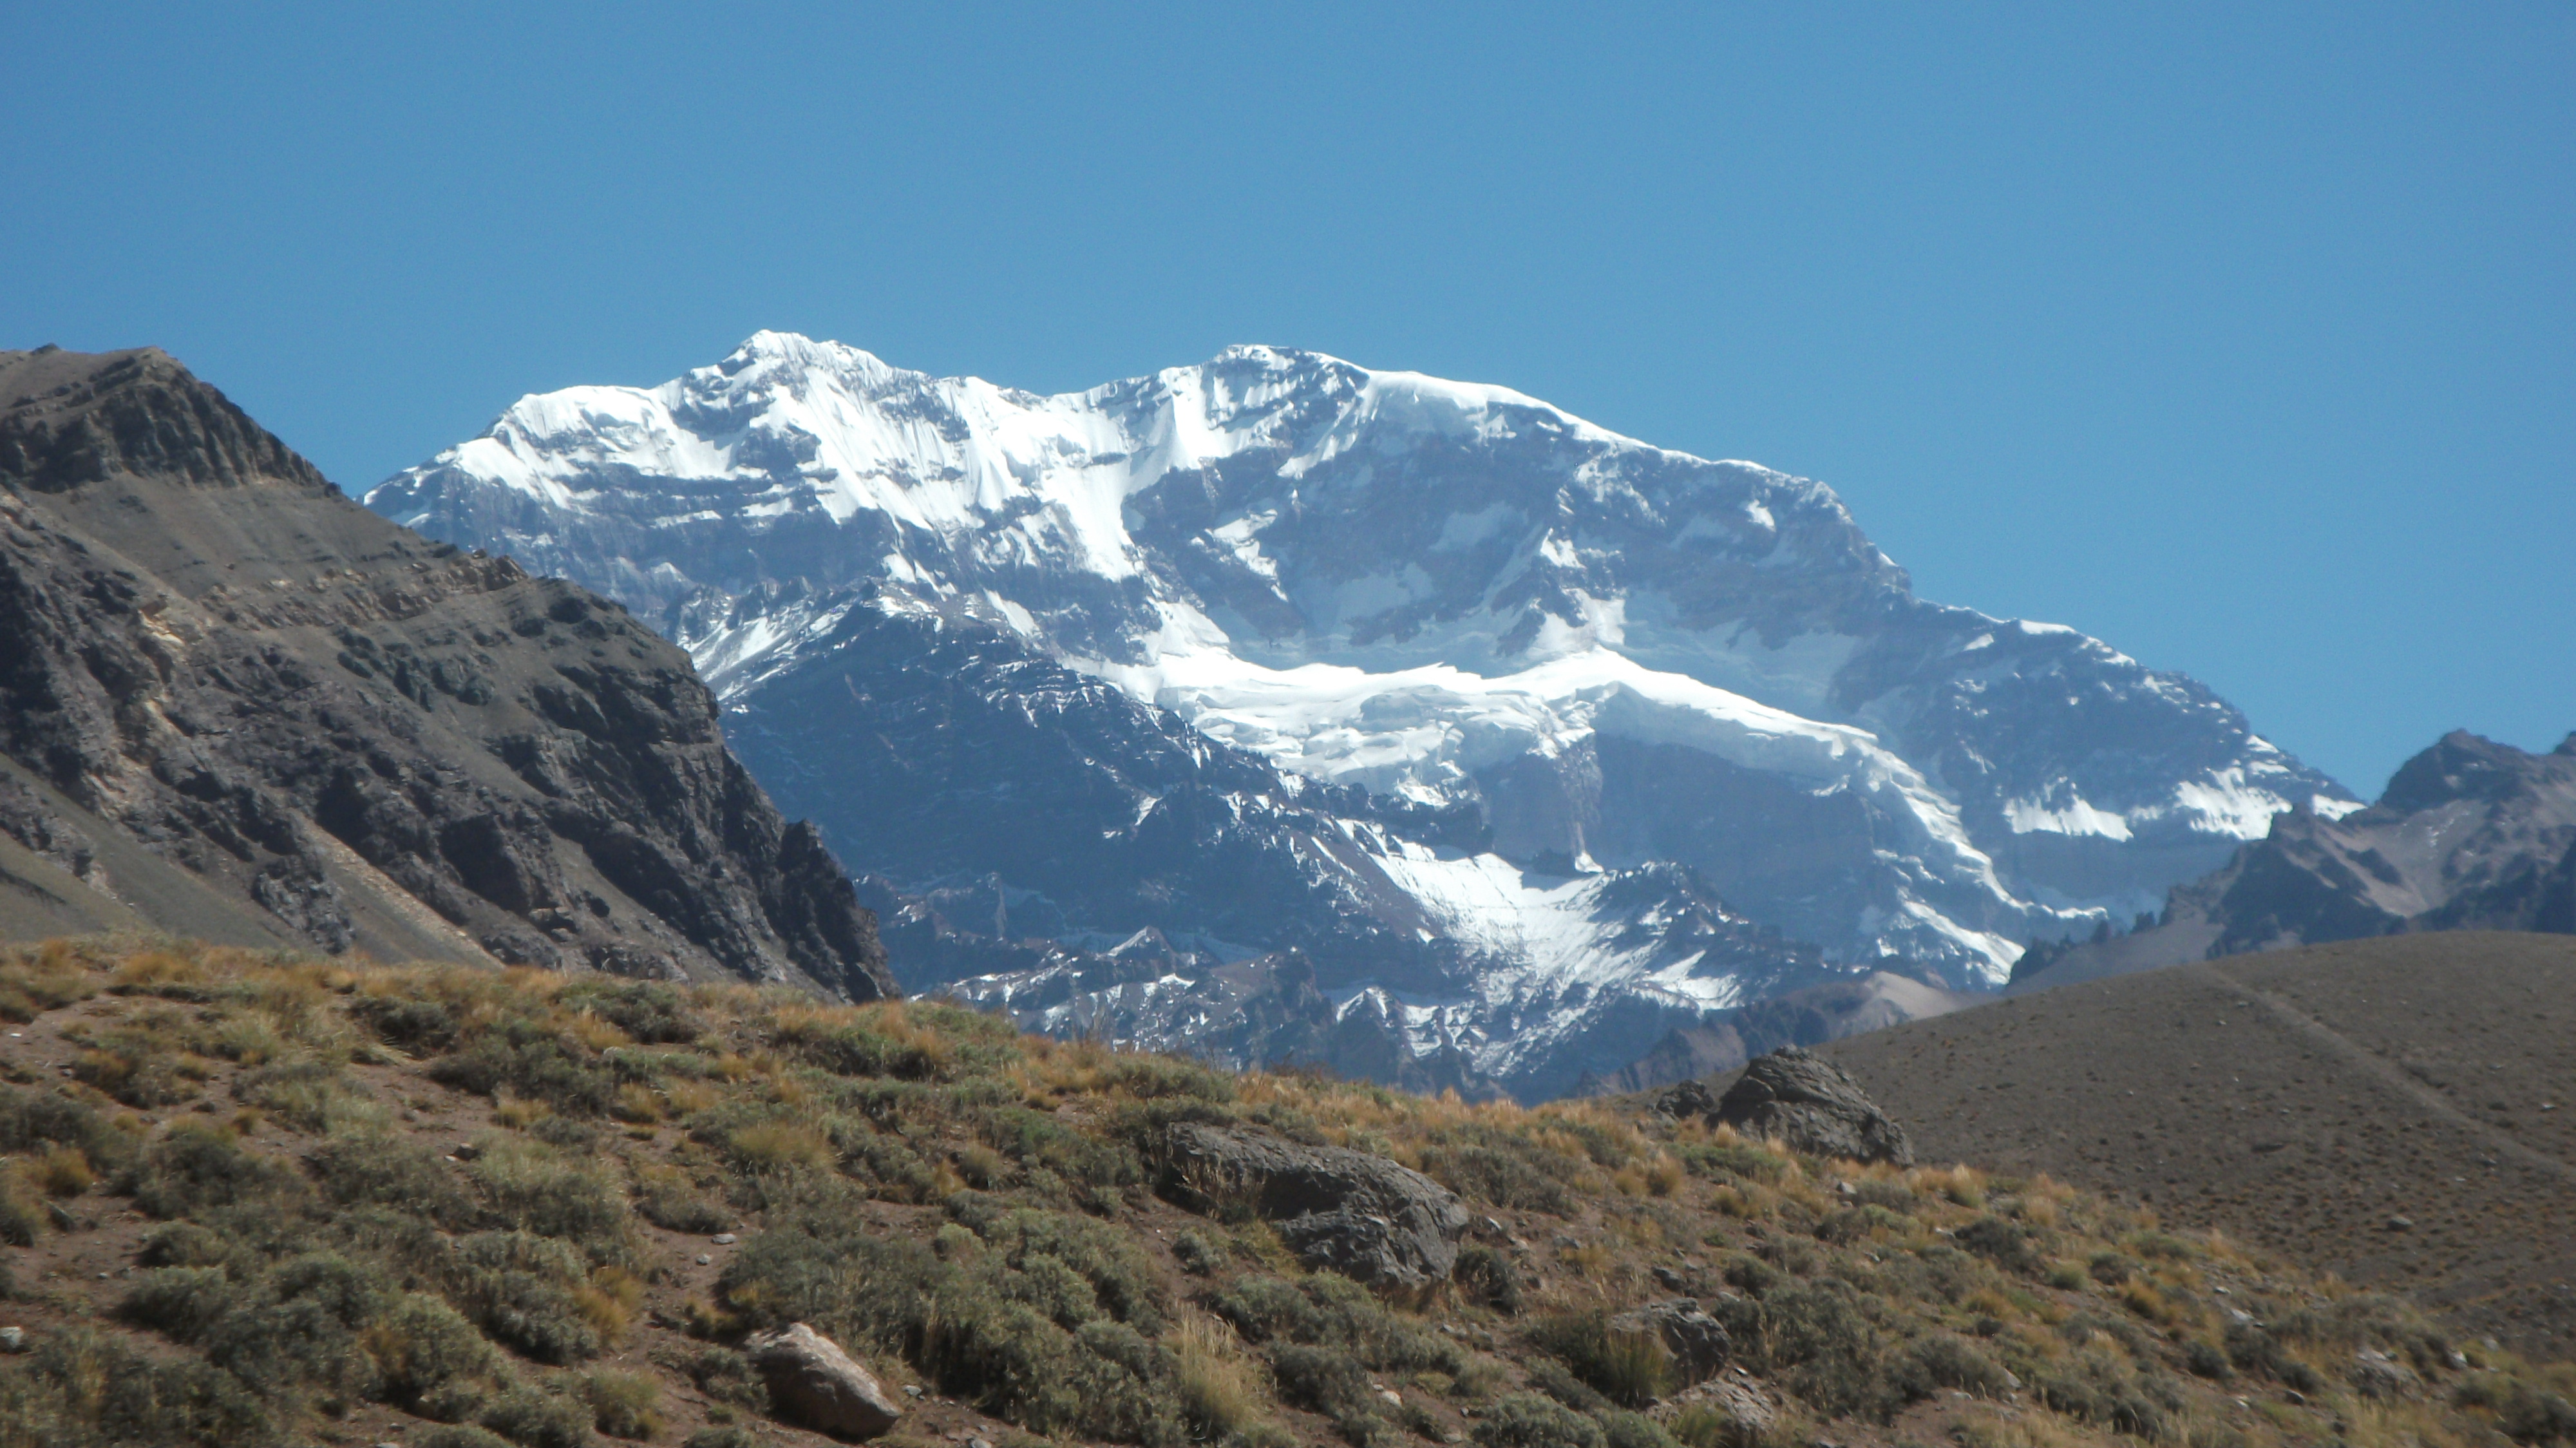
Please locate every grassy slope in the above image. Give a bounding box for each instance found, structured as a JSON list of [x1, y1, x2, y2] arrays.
[[0, 938, 2566, 1448]]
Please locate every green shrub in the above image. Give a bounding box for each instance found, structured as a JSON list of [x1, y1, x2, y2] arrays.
[[307, 1132, 478, 1227], [560, 981, 703, 1044], [471, 1139, 632, 1260], [2222, 1320, 2324, 1393], [0, 1326, 277, 1447], [582, 1371, 663, 1440], [1669, 1403, 1752, 1448], [233, 1060, 383, 1135], [202, 1253, 397, 1404], [1757, 1282, 1884, 1417], [446, 1232, 603, 1364], [352, 994, 461, 1050], [136, 1223, 238, 1270], [1455, 1244, 1524, 1313], [1674, 1143, 1786, 1183], [1891, 1333, 2011, 1400], [0, 1085, 138, 1174], [2457, 1375, 2576, 1444], [1528, 1310, 1669, 1409], [480, 1385, 597, 1448], [1602, 1411, 1683, 1448], [717, 1206, 1179, 1443], [632, 1165, 728, 1234], [130, 1123, 307, 1219], [681, 1430, 759, 1448], [1524, 1358, 1609, 1413], [683, 1346, 769, 1413], [120, 1268, 240, 1342], [2031, 1345, 2183, 1438], [368, 1293, 505, 1419], [1472, 1392, 1607, 1448], [1209, 1273, 1459, 1378], [416, 1429, 515, 1448], [1954, 1217, 2043, 1277], [1417, 1130, 1580, 1213], [431, 1024, 616, 1116]]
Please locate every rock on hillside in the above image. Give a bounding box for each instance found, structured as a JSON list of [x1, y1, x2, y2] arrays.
[[1709, 1045, 1915, 1165], [0, 345, 893, 997], [2016, 729, 2576, 990]]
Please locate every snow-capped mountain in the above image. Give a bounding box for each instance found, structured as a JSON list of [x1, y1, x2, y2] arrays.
[[368, 332, 2352, 1094]]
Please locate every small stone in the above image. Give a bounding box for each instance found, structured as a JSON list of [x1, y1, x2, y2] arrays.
[[712, 1232, 738, 1244], [904, 1385, 923, 1398], [2385, 1215, 2413, 1232], [454, 1141, 482, 1160], [1377, 1388, 1405, 1408], [971, 1440, 994, 1448], [0, 1327, 23, 1353], [696, 1253, 713, 1265]]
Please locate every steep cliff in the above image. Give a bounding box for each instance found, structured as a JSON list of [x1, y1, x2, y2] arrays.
[[0, 345, 894, 998]]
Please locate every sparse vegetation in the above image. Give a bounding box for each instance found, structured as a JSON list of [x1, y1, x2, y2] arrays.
[[0, 935, 2560, 1448]]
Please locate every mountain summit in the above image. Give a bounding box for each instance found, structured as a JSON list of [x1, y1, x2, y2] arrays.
[[370, 334, 2348, 1092]]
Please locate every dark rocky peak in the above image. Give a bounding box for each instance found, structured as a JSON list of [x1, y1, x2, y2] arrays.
[[2378, 730, 2572, 814], [0, 347, 332, 495], [0, 346, 893, 1001]]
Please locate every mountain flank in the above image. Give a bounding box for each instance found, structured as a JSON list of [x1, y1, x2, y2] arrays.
[[1816, 931, 2576, 1360], [0, 345, 892, 998], [2015, 730, 2575, 991], [0, 935, 2567, 1448]]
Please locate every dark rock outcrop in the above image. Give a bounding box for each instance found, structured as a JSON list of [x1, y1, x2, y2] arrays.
[[0, 345, 893, 998], [1166, 1121, 1470, 1288], [743, 1322, 904, 1440], [1713, 1047, 1914, 1165], [1607, 1298, 1732, 1384]]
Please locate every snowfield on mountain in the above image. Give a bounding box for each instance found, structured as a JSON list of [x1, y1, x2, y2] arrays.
[[369, 333, 2351, 1096]]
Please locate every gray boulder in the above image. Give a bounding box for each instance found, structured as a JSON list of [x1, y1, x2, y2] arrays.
[[1608, 1297, 1732, 1384], [743, 1322, 904, 1441], [1166, 1121, 1470, 1288], [1714, 1047, 1914, 1166]]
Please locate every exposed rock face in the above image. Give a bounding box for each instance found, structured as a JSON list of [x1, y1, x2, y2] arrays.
[[1166, 1121, 1470, 1288], [1713, 1047, 1914, 1165], [0, 345, 893, 998], [1607, 1297, 1732, 1384], [743, 1322, 904, 1440], [2015, 729, 2576, 993]]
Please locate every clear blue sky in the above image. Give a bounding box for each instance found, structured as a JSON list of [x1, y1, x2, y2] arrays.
[[6, 3, 2568, 795]]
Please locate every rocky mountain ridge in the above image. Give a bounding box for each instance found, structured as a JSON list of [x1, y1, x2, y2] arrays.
[[0, 344, 895, 998], [2013, 728, 2576, 991]]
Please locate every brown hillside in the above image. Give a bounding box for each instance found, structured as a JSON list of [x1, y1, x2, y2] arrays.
[[3, 936, 2571, 1448], [1820, 933, 2576, 1360]]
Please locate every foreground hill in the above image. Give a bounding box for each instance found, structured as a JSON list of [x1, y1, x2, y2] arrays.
[[0, 345, 891, 998], [0, 937, 2568, 1448], [1820, 933, 2576, 1360], [368, 332, 2352, 1092]]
